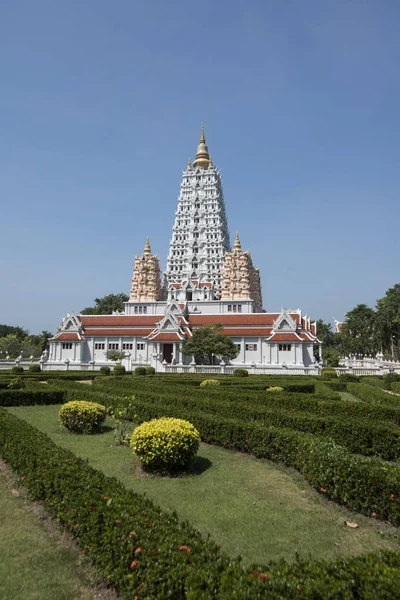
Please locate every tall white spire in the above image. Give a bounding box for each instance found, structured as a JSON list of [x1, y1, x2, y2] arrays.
[[164, 127, 230, 300]]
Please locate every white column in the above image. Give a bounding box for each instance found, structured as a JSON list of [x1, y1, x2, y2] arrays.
[[258, 337, 262, 364], [241, 337, 245, 363]]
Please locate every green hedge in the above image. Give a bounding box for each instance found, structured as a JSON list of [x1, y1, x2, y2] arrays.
[[1, 409, 400, 598], [0, 390, 65, 406], [114, 398, 400, 525], [347, 383, 400, 406], [100, 389, 400, 461]]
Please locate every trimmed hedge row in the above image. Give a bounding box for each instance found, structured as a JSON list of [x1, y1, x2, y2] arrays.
[[1, 409, 400, 598], [0, 390, 65, 406], [98, 390, 400, 461], [109, 397, 400, 525], [348, 383, 400, 406]]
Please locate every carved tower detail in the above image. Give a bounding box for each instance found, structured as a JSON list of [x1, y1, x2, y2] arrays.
[[129, 238, 161, 302], [221, 232, 263, 310], [164, 127, 230, 299]]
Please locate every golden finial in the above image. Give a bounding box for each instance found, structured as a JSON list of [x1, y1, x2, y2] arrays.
[[143, 237, 151, 255], [193, 125, 210, 170], [200, 124, 205, 143], [187, 157, 192, 170], [233, 231, 242, 250]]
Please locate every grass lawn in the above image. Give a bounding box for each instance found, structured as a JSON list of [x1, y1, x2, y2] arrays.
[[0, 461, 114, 600], [8, 404, 400, 567], [338, 391, 362, 403]]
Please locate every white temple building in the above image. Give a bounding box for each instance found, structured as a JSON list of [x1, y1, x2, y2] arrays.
[[45, 128, 322, 374]]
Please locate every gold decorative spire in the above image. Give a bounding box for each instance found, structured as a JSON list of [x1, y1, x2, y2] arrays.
[[233, 231, 242, 250], [143, 237, 151, 255], [187, 156, 192, 170], [192, 125, 211, 170]]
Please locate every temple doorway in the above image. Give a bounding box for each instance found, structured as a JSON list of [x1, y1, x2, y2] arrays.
[[162, 343, 173, 364]]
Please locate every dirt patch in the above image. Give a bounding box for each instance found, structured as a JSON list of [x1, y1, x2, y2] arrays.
[[77, 380, 93, 385]]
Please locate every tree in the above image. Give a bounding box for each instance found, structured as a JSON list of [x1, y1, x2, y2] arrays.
[[0, 334, 24, 358], [375, 284, 400, 359], [316, 320, 334, 347], [340, 304, 376, 356], [0, 325, 28, 339], [81, 293, 129, 315], [181, 324, 239, 364]]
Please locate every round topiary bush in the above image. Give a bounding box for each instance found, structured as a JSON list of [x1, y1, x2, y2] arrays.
[[134, 367, 147, 376], [131, 417, 200, 472], [266, 386, 284, 392], [59, 401, 106, 434], [113, 364, 126, 376], [145, 366, 155, 376], [28, 363, 41, 373], [321, 370, 338, 379], [233, 368, 248, 378], [11, 366, 23, 374], [200, 379, 221, 387], [99, 366, 111, 376]]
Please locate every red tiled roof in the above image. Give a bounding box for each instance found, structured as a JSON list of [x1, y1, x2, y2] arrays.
[[54, 332, 83, 341], [79, 315, 161, 326], [188, 314, 279, 326], [199, 282, 212, 288], [146, 332, 183, 341], [83, 329, 151, 336], [269, 333, 302, 341], [218, 328, 273, 337]]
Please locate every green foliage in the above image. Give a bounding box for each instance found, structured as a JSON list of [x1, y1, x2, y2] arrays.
[[131, 417, 200, 472], [383, 372, 400, 390], [321, 370, 338, 379], [99, 366, 111, 375], [233, 368, 249, 377], [266, 386, 284, 392], [106, 350, 125, 361], [4, 410, 400, 598], [80, 293, 129, 315], [59, 401, 106, 434], [7, 377, 25, 390], [200, 379, 221, 387], [323, 348, 341, 367], [145, 366, 156, 375], [134, 367, 147, 376], [338, 373, 360, 383], [113, 364, 126, 376], [0, 390, 65, 407], [109, 397, 137, 446], [28, 364, 41, 373], [181, 324, 239, 364], [11, 366, 24, 374]]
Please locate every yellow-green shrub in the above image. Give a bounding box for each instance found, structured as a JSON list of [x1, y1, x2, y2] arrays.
[[59, 401, 106, 434], [131, 417, 200, 471], [266, 386, 284, 392], [200, 379, 220, 387]]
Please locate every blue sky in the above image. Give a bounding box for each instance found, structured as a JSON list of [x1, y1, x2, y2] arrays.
[[1, 0, 399, 333]]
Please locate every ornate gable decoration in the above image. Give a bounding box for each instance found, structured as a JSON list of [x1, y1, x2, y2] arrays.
[[58, 313, 82, 333], [273, 309, 297, 333]]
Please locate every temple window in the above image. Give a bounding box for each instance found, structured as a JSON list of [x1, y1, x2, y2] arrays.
[[122, 343, 134, 350], [278, 344, 292, 351], [108, 343, 119, 350], [62, 342, 73, 349], [245, 344, 258, 351], [94, 343, 105, 350], [137, 343, 145, 350]]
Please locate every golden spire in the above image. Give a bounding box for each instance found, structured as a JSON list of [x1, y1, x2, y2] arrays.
[[192, 125, 211, 170], [233, 231, 242, 250], [143, 237, 151, 255], [187, 156, 192, 170]]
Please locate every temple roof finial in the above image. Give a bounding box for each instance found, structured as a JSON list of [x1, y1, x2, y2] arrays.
[[187, 156, 192, 170], [200, 124, 205, 143], [233, 231, 242, 250], [143, 237, 151, 255], [193, 125, 210, 170]]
